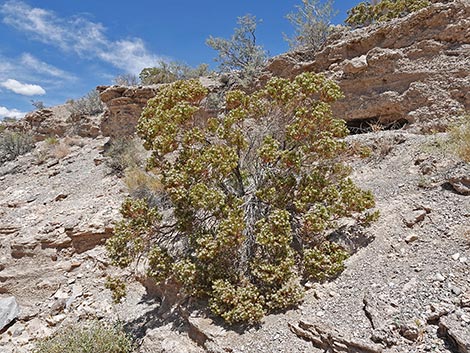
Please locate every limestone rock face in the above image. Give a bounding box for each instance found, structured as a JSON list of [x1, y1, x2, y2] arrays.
[[97, 85, 161, 138], [16, 105, 101, 141], [265, 0, 470, 131]]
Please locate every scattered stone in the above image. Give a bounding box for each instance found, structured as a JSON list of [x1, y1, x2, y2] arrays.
[[448, 166, 470, 196], [0, 297, 20, 331], [438, 315, 470, 353], [400, 322, 421, 341], [434, 273, 446, 282], [405, 233, 419, 243], [289, 320, 383, 353], [452, 253, 461, 261], [403, 209, 428, 228], [54, 193, 68, 201]]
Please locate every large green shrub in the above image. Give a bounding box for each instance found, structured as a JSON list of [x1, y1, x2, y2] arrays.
[[106, 73, 377, 324], [345, 0, 430, 27], [35, 321, 134, 353], [206, 14, 267, 85]]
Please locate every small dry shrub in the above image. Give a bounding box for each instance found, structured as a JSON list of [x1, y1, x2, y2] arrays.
[[35, 321, 134, 353], [104, 138, 145, 176], [52, 142, 71, 159], [450, 114, 470, 162], [0, 130, 34, 163], [67, 89, 104, 116], [124, 167, 165, 208]]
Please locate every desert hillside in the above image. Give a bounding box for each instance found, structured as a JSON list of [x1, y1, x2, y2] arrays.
[[1, 1, 469, 353]]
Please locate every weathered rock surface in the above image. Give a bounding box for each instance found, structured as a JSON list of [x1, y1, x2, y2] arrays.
[[98, 77, 224, 138], [11, 105, 101, 141], [0, 297, 20, 331], [265, 0, 470, 131], [97, 85, 160, 138]]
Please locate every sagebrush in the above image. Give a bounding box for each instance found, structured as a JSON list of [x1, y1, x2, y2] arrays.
[[450, 113, 470, 162], [285, 0, 336, 52], [0, 130, 34, 164], [107, 73, 377, 324], [140, 61, 211, 85], [35, 321, 133, 353], [206, 14, 267, 85], [67, 89, 104, 116]]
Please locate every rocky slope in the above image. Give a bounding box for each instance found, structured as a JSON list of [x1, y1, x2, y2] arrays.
[[1, 1, 470, 352]]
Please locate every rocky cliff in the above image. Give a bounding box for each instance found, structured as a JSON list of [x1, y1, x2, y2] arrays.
[[265, 0, 470, 132]]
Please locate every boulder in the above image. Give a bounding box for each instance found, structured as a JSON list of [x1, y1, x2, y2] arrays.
[[0, 297, 20, 331]]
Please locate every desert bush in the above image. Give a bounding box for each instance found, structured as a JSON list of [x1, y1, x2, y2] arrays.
[[31, 100, 46, 110], [285, 0, 336, 51], [104, 138, 145, 176], [206, 14, 267, 85], [124, 167, 166, 208], [67, 89, 104, 116], [140, 61, 211, 85], [113, 74, 140, 86], [106, 73, 377, 324], [0, 130, 34, 163], [35, 321, 133, 353], [345, 0, 430, 27], [450, 113, 470, 162]]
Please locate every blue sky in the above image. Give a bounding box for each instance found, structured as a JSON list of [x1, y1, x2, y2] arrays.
[[0, 0, 361, 119]]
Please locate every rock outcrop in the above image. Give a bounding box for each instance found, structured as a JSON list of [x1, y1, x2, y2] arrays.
[[265, 0, 470, 131], [11, 105, 101, 141], [98, 77, 224, 138], [97, 85, 160, 138]]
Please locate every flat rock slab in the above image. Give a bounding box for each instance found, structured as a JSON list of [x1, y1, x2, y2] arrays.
[[0, 297, 20, 331]]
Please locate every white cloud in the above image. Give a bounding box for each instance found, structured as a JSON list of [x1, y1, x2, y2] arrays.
[[20, 53, 77, 81], [1, 79, 46, 96], [0, 106, 26, 119], [1, 1, 161, 74]]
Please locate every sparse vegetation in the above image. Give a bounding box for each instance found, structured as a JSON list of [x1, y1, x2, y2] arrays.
[[35, 321, 134, 353], [104, 138, 145, 176], [285, 0, 336, 51], [139, 61, 211, 85], [450, 113, 470, 162], [31, 100, 46, 110], [345, 0, 430, 27], [106, 73, 377, 324], [113, 73, 140, 86], [0, 130, 34, 163], [67, 89, 105, 116], [206, 14, 267, 85]]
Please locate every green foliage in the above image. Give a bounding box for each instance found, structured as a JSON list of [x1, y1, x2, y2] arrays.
[[107, 73, 376, 324], [285, 0, 336, 51], [105, 277, 127, 303], [345, 0, 430, 27], [303, 241, 349, 281], [0, 130, 34, 163], [140, 61, 211, 85], [206, 14, 267, 84], [35, 321, 133, 353], [67, 89, 104, 116]]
